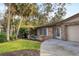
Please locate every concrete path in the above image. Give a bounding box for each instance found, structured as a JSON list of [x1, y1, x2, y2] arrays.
[[40, 39, 79, 56]]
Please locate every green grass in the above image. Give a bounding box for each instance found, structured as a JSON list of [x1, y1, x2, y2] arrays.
[[0, 39, 40, 54]]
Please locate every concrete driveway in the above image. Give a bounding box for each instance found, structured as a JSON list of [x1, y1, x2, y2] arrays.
[[40, 39, 79, 56]]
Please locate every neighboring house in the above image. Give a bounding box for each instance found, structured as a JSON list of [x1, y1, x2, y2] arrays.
[[36, 13, 79, 42]]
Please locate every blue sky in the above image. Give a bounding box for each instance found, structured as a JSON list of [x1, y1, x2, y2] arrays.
[[0, 3, 6, 13], [65, 3, 79, 18], [0, 3, 79, 19]]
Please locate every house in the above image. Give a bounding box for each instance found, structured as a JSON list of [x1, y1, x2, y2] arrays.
[[36, 13, 79, 42]]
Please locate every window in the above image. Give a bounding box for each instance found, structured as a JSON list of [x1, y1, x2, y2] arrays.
[[56, 27, 60, 36], [39, 29, 42, 35], [43, 28, 47, 35], [39, 28, 48, 36]]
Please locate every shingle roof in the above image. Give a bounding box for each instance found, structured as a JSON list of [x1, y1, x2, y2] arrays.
[[36, 13, 79, 29]]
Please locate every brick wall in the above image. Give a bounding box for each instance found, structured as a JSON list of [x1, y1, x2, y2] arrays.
[[37, 27, 53, 41], [61, 25, 67, 41], [48, 27, 53, 39]]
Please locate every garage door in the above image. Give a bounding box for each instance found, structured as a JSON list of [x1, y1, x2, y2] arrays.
[[67, 25, 79, 42]]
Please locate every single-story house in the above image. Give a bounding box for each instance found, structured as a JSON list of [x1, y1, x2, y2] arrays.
[[35, 13, 79, 42]]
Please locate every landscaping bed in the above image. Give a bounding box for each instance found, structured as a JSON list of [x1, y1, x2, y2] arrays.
[[0, 49, 40, 56]]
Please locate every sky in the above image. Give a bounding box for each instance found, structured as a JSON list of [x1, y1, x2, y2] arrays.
[[0, 3, 6, 13], [65, 3, 79, 18], [0, 3, 79, 19]]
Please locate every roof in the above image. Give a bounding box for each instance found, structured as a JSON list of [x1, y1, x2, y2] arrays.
[[57, 13, 79, 24], [36, 13, 79, 29]]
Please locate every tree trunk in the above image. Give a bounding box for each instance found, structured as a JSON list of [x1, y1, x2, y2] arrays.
[[13, 16, 15, 35], [10, 16, 14, 36], [7, 3, 11, 41], [16, 16, 23, 39]]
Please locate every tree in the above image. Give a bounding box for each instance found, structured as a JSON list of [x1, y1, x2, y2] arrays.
[[15, 3, 38, 38], [51, 3, 66, 22], [6, 3, 11, 41], [4, 3, 66, 40], [5, 3, 38, 39], [4, 3, 17, 41], [28, 3, 66, 27], [33, 3, 66, 26]]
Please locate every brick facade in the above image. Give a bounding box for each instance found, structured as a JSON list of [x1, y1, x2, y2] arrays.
[[36, 13, 79, 41], [37, 27, 53, 41], [48, 27, 53, 39], [61, 25, 68, 41]]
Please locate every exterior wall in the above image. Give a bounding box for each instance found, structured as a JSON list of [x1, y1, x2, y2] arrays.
[[53, 26, 61, 39], [37, 29, 40, 36], [53, 25, 67, 40], [36, 14, 79, 41], [48, 27, 53, 39], [60, 16, 79, 41], [60, 25, 67, 41], [37, 27, 53, 41]]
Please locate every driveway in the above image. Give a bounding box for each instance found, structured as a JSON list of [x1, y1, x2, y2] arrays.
[[40, 39, 79, 56]]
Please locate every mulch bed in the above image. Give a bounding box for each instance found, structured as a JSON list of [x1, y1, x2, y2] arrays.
[[0, 50, 40, 56]]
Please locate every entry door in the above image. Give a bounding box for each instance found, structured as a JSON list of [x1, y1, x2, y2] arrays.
[[55, 27, 61, 39]]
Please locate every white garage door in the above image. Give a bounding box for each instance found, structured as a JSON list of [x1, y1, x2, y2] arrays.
[[67, 25, 79, 42]]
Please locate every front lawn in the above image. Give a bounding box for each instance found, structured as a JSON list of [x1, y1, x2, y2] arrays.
[[0, 39, 40, 54]]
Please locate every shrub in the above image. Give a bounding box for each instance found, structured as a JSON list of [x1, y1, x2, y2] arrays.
[[0, 32, 7, 43], [10, 34, 16, 41], [18, 28, 28, 38]]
